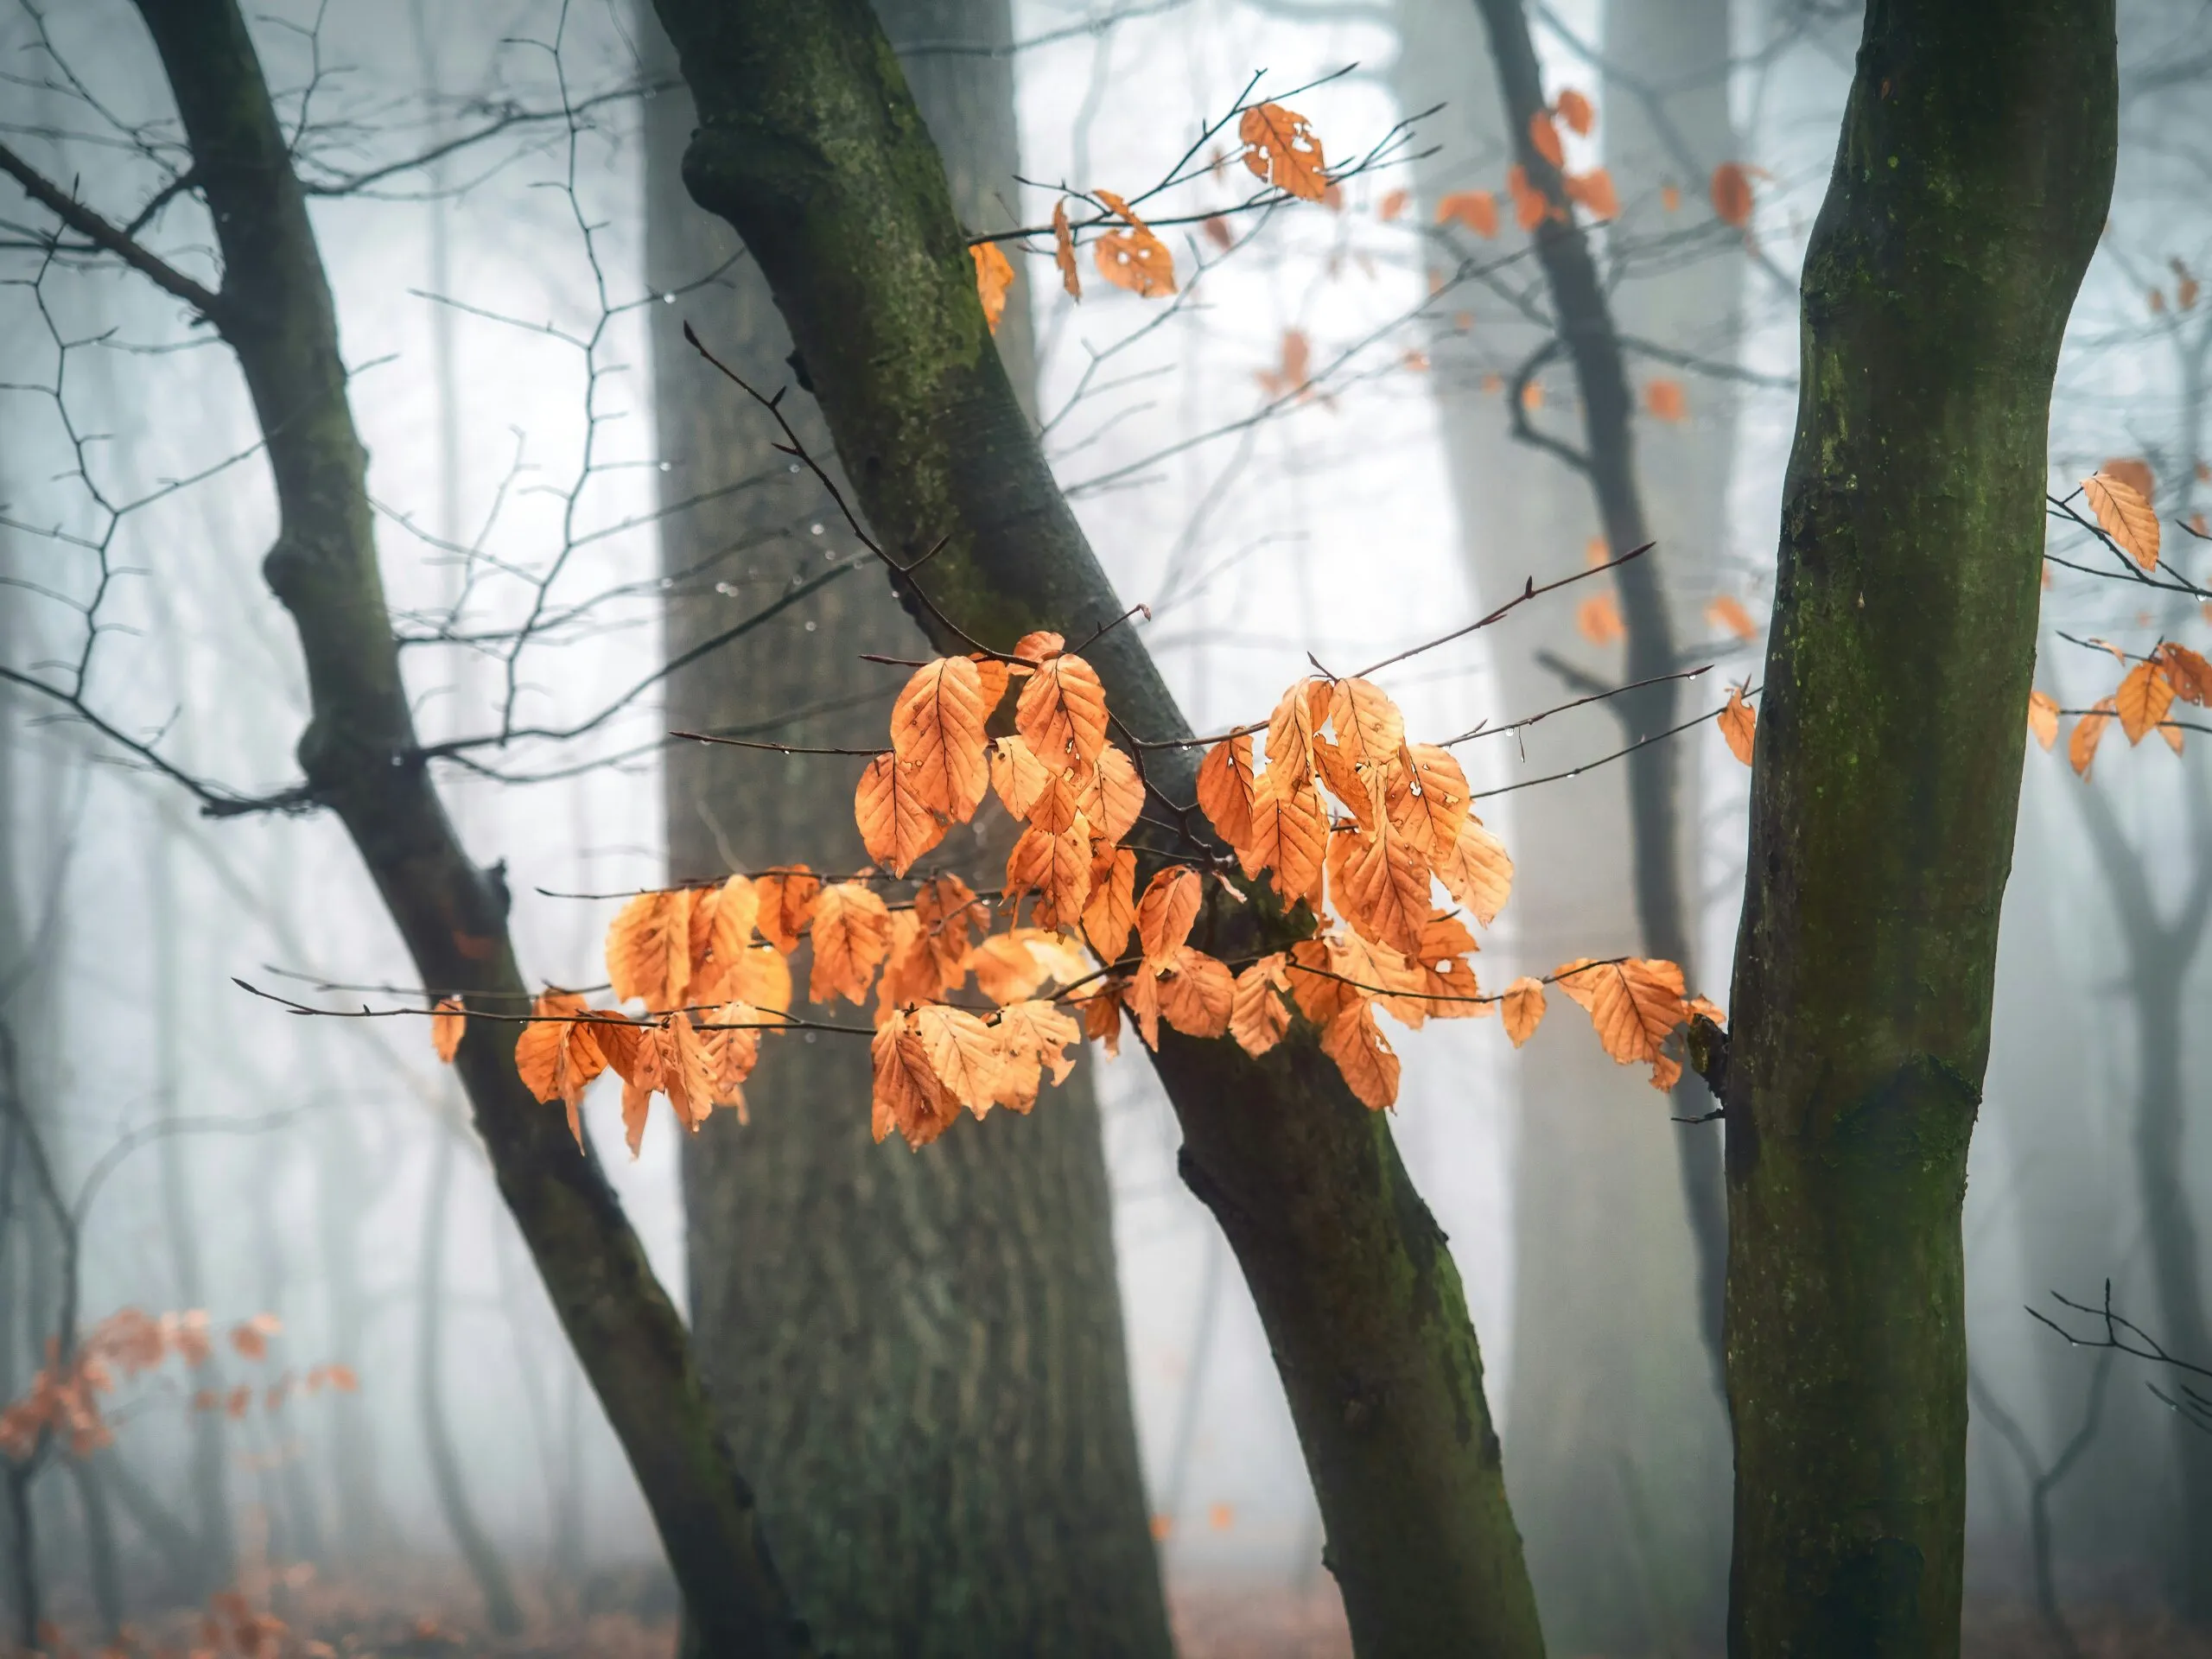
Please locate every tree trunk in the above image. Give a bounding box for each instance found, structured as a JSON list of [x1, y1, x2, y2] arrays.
[[645, 3, 1546, 1652], [1396, 0, 1733, 1643], [119, 3, 809, 1648], [1720, 6, 2113, 1652], [639, 3, 1169, 1651], [418, 1128, 524, 1634], [2072, 768, 2212, 1618]]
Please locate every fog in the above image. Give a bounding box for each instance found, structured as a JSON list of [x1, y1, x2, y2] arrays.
[[2, 0, 2207, 1654]]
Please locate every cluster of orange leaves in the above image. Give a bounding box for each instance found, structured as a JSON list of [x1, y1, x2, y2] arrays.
[[493, 630, 1719, 1153], [2031, 466, 2212, 776], [0, 1309, 346, 1462], [971, 99, 1332, 328]]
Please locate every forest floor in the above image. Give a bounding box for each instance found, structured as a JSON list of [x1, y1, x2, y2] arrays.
[[20, 1572, 2212, 1656]]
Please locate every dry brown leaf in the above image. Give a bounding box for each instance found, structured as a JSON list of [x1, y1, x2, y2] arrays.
[[1052, 199, 1081, 299], [2082, 471, 2160, 572], [1082, 745, 1145, 842], [2027, 689, 2060, 752], [430, 997, 465, 1064], [1266, 677, 1324, 779], [1137, 866, 1204, 971], [1707, 595, 1758, 641], [606, 888, 694, 1009], [1329, 677, 1405, 771], [514, 993, 609, 1149], [1243, 766, 1328, 901], [1238, 103, 1329, 200], [989, 733, 1053, 821], [754, 868, 822, 956], [992, 999, 1082, 1113], [1006, 820, 1093, 929], [971, 241, 1014, 334], [1435, 189, 1499, 238], [1320, 1002, 1400, 1109], [1123, 962, 1163, 1050], [1016, 651, 1109, 770], [1577, 592, 1625, 645], [1339, 817, 1430, 957], [1386, 742, 1471, 857], [2157, 642, 2212, 705], [654, 1014, 718, 1131], [1555, 957, 1687, 1090], [698, 1001, 762, 1116], [1093, 189, 1177, 296], [1229, 954, 1292, 1056], [1711, 162, 1755, 227], [2099, 456, 2155, 504], [1501, 976, 1546, 1046], [696, 874, 761, 1001], [2116, 659, 2176, 745], [914, 1004, 1008, 1119], [891, 656, 991, 821], [1719, 684, 1757, 766], [855, 751, 947, 877], [2070, 696, 2115, 777], [1527, 110, 1565, 168], [871, 1011, 959, 1147], [1083, 843, 1138, 960], [1432, 813, 1513, 927], [1080, 980, 1126, 1058], [808, 881, 893, 1006], [1644, 378, 1687, 422], [1158, 945, 1235, 1039], [1196, 731, 1258, 848]]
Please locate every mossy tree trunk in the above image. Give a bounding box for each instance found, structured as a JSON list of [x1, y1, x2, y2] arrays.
[[111, 3, 810, 1649], [639, 3, 1169, 1651], [1720, 4, 2114, 1651], [645, 1, 1546, 1652]]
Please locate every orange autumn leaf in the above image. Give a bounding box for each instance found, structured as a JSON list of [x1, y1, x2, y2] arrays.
[[1554, 957, 1688, 1090], [1137, 866, 1204, 971], [695, 874, 762, 1001], [1377, 187, 1409, 221], [1082, 745, 1145, 842], [430, 998, 465, 1064], [2115, 659, 2175, 746], [971, 241, 1014, 334], [808, 881, 892, 1007], [1707, 595, 1759, 641], [1329, 677, 1405, 770], [1386, 742, 1471, 857], [1577, 592, 1624, 644], [1016, 650, 1109, 770], [1052, 200, 1081, 299], [1083, 843, 1137, 959], [1265, 677, 1325, 779], [754, 868, 822, 956], [891, 656, 991, 821], [2099, 456, 2154, 504], [1435, 189, 1499, 238], [1197, 731, 1259, 849], [989, 733, 1053, 821], [1719, 684, 1757, 766], [606, 888, 693, 1009], [2155, 641, 2212, 705], [1507, 163, 1548, 231], [1661, 181, 1682, 213], [230, 1314, 282, 1363], [871, 1011, 960, 1148], [1320, 1001, 1401, 1109], [1710, 162, 1756, 227], [2027, 689, 2059, 752], [1256, 328, 1313, 400], [1005, 820, 1092, 929], [1092, 189, 1177, 296], [1527, 111, 1565, 168], [1230, 954, 1293, 1057], [991, 999, 1082, 1113], [1238, 102, 1329, 201], [653, 1014, 719, 1131], [697, 1002, 763, 1116], [1339, 815, 1431, 958], [1157, 945, 1236, 1039], [515, 992, 610, 1149], [855, 751, 946, 878], [1554, 88, 1595, 137], [2081, 470, 2160, 571], [1432, 813, 1513, 927], [1564, 168, 1618, 220], [1242, 766, 1329, 900], [914, 1003, 1008, 1118], [1643, 378, 1688, 422], [1501, 976, 1547, 1046]]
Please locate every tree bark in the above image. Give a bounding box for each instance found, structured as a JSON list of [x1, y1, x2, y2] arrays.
[[639, 2, 1169, 1651], [645, 2, 1546, 1652], [2072, 767, 2212, 1618], [120, 3, 809, 1649], [1398, 0, 1735, 1643], [1721, 5, 2113, 1652]]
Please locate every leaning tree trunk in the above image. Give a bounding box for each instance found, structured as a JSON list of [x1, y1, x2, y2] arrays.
[[102, 3, 809, 1648], [639, 3, 1170, 1652], [646, 1, 1546, 1652], [1720, 4, 2114, 1652]]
